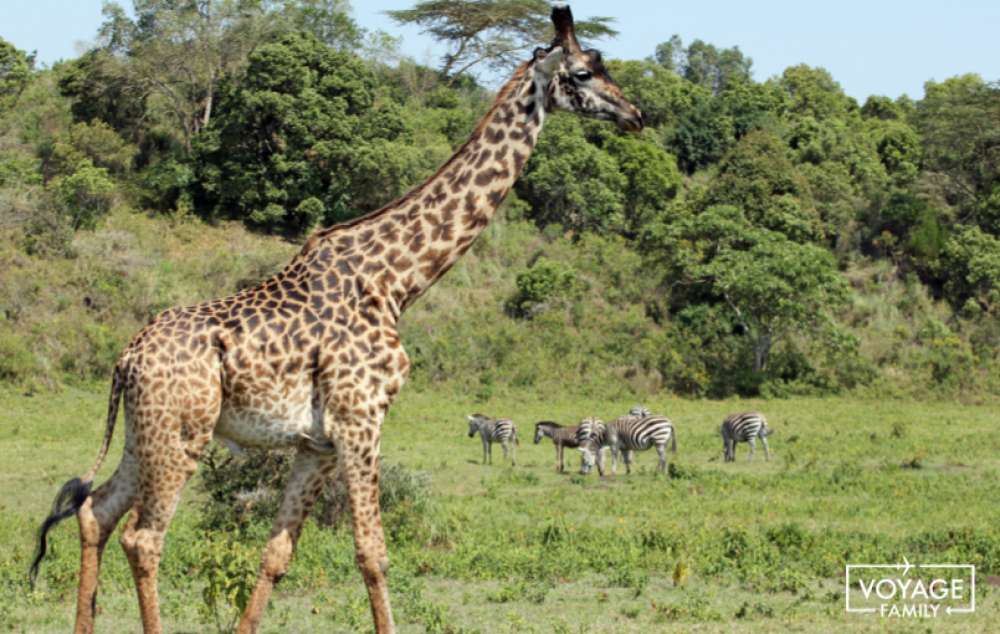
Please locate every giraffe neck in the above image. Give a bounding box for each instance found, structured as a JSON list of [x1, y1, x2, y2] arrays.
[[304, 60, 548, 318]]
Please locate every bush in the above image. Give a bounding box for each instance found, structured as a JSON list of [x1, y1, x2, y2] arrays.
[[198, 445, 431, 536], [52, 160, 116, 230]]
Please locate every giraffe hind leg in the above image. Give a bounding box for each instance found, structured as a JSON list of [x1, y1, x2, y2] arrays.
[[74, 458, 138, 634], [120, 417, 211, 633], [236, 451, 335, 634]]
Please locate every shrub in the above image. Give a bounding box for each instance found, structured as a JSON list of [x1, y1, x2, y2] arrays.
[[198, 446, 431, 536], [52, 160, 116, 230]]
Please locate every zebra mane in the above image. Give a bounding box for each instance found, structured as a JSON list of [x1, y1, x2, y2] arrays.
[[534, 420, 563, 429]]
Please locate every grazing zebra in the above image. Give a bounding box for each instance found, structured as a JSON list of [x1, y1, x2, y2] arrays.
[[533, 421, 581, 473], [721, 412, 772, 462], [579, 412, 676, 475], [467, 414, 518, 465]]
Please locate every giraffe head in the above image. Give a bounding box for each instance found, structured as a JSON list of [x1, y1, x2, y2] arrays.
[[533, 5, 643, 132]]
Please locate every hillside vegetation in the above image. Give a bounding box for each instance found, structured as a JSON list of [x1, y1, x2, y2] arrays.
[[1, 1, 998, 401]]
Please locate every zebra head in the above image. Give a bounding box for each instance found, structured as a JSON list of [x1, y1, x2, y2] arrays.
[[576, 416, 605, 474], [533, 421, 554, 444], [467, 414, 485, 437]]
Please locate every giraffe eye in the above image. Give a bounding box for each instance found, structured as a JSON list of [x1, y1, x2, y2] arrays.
[[573, 70, 593, 82]]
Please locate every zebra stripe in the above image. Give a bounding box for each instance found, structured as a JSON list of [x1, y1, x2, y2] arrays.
[[720, 412, 771, 462], [467, 414, 518, 465], [579, 412, 676, 475]]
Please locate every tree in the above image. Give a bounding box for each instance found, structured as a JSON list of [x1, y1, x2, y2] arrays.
[[939, 225, 1000, 315], [916, 75, 1000, 235], [603, 134, 680, 238], [193, 32, 418, 235], [0, 37, 33, 109], [278, 0, 363, 50], [706, 130, 821, 242], [654, 34, 752, 94], [706, 232, 849, 374], [516, 114, 625, 235], [387, 0, 617, 81], [648, 205, 851, 391], [107, 0, 280, 151]]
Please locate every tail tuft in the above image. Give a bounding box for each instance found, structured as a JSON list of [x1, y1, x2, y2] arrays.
[[29, 477, 92, 588]]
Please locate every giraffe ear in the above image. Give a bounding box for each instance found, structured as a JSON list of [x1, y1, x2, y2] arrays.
[[536, 46, 564, 76]]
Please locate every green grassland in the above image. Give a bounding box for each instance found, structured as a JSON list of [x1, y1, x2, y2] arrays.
[[2, 384, 999, 632]]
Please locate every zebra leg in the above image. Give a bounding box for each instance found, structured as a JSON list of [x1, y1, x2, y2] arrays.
[[610, 446, 619, 475], [761, 435, 770, 461], [747, 437, 756, 462], [623, 449, 633, 475], [481, 436, 489, 465], [655, 444, 668, 474], [556, 443, 563, 473]]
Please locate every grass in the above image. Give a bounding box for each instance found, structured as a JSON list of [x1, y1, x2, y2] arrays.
[[2, 384, 999, 632]]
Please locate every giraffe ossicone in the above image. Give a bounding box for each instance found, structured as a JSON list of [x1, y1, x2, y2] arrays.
[[30, 5, 642, 633]]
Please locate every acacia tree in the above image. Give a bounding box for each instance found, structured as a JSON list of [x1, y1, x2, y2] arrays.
[[387, 0, 616, 81]]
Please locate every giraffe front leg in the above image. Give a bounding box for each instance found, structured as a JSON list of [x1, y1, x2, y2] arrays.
[[236, 451, 334, 634], [334, 428, 395, 633]]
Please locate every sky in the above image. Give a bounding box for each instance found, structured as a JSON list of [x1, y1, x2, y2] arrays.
[[3, 0, 999, 101]]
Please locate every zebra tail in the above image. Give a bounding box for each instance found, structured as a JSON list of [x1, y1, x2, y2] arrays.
[[671, 428, 677, 453], [29, 364, 125, 587]]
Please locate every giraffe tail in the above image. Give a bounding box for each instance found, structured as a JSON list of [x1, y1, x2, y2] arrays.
[[29, 364, 125, 587]]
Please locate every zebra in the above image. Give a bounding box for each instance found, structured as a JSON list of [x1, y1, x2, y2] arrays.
[[534, 421, 581, 473], [578, 412, 676, 475], [720, 412, 772, 462], [467, 414, 518, 465]]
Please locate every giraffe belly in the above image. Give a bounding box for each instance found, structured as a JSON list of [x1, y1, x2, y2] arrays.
[[214, 385, 323, 450]]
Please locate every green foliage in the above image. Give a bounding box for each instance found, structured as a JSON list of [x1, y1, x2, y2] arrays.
[[506, 256, 579, 318], [706, 131, 821, 242], [517, 114, 626, 234], [654, 34, 753, 94], [193, 32, 417, 235], [198, 444, 431, 539], [0, 37, 33, 110], [52, 160, 116, 230], [197, 537, 258, 633], [939, 225, 1000, 315], [916, 75, 1000, 234]]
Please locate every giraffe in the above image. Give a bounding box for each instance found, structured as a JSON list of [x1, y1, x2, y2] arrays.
[[30, 6, 642, 633]]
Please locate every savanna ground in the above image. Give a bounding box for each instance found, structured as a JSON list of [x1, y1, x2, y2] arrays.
[[2, 384, 998, 633]]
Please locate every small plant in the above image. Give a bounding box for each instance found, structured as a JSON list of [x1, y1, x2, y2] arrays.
[[197, 537, 258, 633], [890, 421, 908, 439], [901, 453, 924, 469]]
